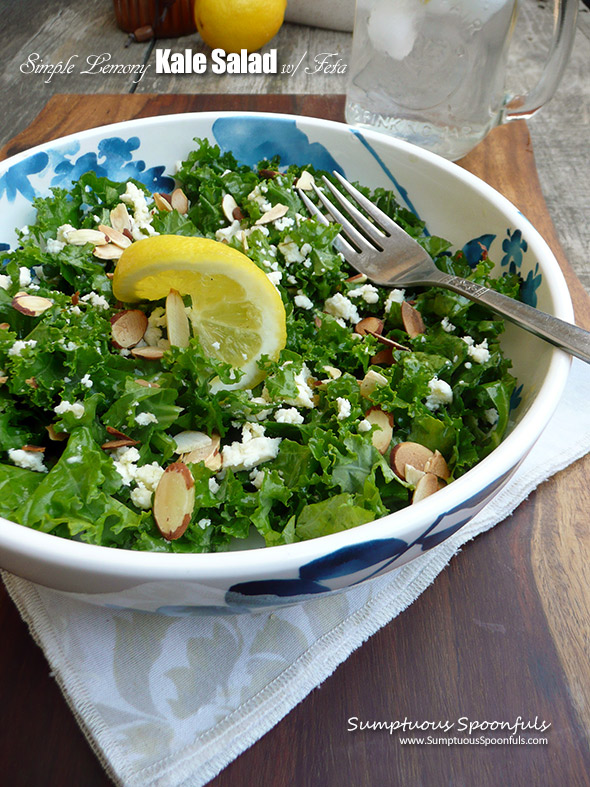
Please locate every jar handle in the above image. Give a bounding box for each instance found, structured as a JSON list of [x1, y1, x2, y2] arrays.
[[504, 0, 578, 121]]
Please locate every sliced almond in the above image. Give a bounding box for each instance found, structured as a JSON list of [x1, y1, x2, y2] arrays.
[[412, 473, 445, 504], [94, 243, 124, 260], [391, 442, 434, 481], [295, 170, 315, 190], [405, 464, 426, 487], [71, 291, 80, 306], [106, 272, 115, 280], [176, 432, 222, 472], [111, 310, 149, 349], [25, 377, 38, 388], [65, 229, 108, 246], [106, 425, 136, 441], [423, 449, 450, 480], [131, 346, 164, 360], [170, 188, 189, 215], [165, 289, 190, 348], [365, 407, 393, 454], [0, 376, 8, 385], [259, 168, 278, 179], [101, 438, 139, 450], [153, 461, 195, 541], [22, 444, 45, 453], [46, 424, 67, 441], [153, 192, 173, 212], [222, 193, 239, 223], [12, 294, 53, 317], [401, 301, 425, 337], [359, 369, 388, 398], [98, 224, 132, 249], [255, 203, 289, 225], [346, 273, 367, 284], [135, 378, 161, 388], [110, 203, 132, 232], [371, 348, 394, 366], [0, 323, 9, 330], [355, 317, 384, 336]]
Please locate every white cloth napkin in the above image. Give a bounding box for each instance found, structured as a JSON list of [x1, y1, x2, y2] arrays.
[[4, 356, 590, 787]]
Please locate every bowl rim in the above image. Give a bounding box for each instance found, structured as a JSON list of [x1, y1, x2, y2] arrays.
[[0, 110, 573, 581]]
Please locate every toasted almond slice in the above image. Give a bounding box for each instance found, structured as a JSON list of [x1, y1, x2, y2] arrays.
[[165, 289, 190, 348], [412, 473, 445, 504], [180, 433, 222, 471], [153, 192, 173, 212], [365, 407, 394, 454], [170, 187, 189, 215], [106, 272, 115, 280], [255, 203, 289, 225], [94, 243, 124, 260], [106, 425, 137, 441], [401, 301, 425, 337], [295, 170, 315, 190], [111, 309, 149, 349], [173, 430, 213, 454], [359, 369, 388, 398], [71, 291, 80, 306], [101, 438, 139, 450], [25, 377, 38, 388], [0, 323, 9, 330], [110, 203, 132, 232], [355, 317, 384, 336], [12, 294, 54, 317], [346, 273, 367, 284], [366, 330, 410, 352], [405, 464, 426, 487], [390, 442, 434, 481], [371, 348, 394, 366], [22, 444, 45, 453], [135, 378, 161, 388], [222, 193, 240, 223], [46, 424, 67, 441], [0, 376, 8, 385], [98, 224, 132, 249], [423, 449, 450, 480], [153, 461, 195, 540], [65, 229, 108, 246], [259, 168, 278, 179], [131, 346, 164, 360]]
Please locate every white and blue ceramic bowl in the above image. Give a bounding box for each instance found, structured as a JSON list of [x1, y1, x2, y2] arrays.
[[0, 112, 572, 613]]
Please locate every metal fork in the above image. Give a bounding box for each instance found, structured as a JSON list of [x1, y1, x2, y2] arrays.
[[298, 172, 590, 364]]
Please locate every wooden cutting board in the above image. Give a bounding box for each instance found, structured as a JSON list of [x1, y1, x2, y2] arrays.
[[1, 94, 590, 787]]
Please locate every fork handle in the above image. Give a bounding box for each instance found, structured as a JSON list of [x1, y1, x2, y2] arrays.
[[426, 270, 590, 364]]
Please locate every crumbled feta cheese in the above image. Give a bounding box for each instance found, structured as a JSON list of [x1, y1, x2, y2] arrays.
[[0, 274, 11, 290], [211, 340, 221, 350], [121, 182, 158, 240], [300, 243, 312, 257], [484, 408, 499, 426], [358, 419, 372, 433], [8, 339, 37, 357], [135, 412, 158, 426], [197, 517, 212, 529], [215, 219, 242, 243], [18, 267, 32, 287], [294, 293, 314, 310], [20, 225, 29, 236], [348, 284, 380, 304], [425, 377, 453, 411], [441, 316, 455, 333], [46, 238, 66, 256], [278, 238, 305, 264], [464, 361, 472, 369], [56, 223, 76, 243], [274, 216, 295, 231], [135, 462, 164, 491], [283, 363, 316, 409], [336, 397, 352, 420], [266, 270, 282, 287], [208, 477, 220, 494], [54, 399, 85, 419], [275, 407, 304, 425], [8, 448, 47, 473], [247, 185, 272, 212], [221, 423, 281, 472], [80, 374, 93, 388], [462, 336, 491, 363], [130, 485, 153, 509], [384, 289, 405, 313], [324, 293, 360, 324], [80, 291, 110, 310]]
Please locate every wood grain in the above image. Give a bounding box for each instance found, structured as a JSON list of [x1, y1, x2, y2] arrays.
[[1, 94, 590, 787]]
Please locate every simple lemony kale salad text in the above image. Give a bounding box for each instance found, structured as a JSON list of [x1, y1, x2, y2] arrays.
[[0, 140, 521, 552]]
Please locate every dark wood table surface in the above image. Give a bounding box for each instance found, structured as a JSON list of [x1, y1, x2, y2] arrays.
[[1, 94, 590, 787]]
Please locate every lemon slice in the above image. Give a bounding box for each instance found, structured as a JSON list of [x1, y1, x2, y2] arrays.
[[112, 235, 286, 388]]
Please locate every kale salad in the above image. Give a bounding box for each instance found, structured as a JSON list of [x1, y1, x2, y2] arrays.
[[0, 139, 521, 552]]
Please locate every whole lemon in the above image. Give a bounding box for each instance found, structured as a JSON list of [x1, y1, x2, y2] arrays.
[[194, 0, 287, 53]]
